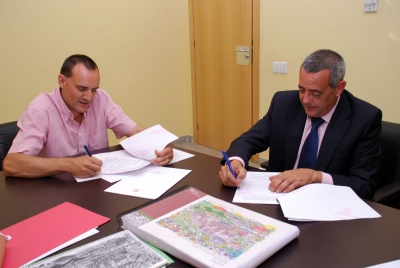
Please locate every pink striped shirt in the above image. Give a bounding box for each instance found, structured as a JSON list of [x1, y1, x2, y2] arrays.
[[9, 87, 136, 158]]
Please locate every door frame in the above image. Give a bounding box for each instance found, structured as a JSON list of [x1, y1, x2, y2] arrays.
[[188, 0, 260, 162]]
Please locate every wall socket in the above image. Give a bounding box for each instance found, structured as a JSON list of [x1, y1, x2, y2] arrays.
[[273, 61, 287, 74]]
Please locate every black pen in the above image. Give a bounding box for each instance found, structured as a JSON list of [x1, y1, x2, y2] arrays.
[[83, 145, 92, 157]]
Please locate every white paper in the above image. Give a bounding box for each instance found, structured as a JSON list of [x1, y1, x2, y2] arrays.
[[170, 148, 194, 164], [120, 124, 178, 160], [22, 228, 99, 266], [94, 150, 151, 174], [367, 260, 400, 268], [104, 167, 191, 199], [75, 149, 194, 183], [277, 184, 381, 221], [233, 172, 284, 204]]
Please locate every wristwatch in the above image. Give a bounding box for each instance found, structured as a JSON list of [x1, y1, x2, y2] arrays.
[[0, 232, 11, 243]]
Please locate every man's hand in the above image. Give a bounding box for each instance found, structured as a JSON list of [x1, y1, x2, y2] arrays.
[[269, 169, 322, 193], [151, 143, 173, 166], [219, 160, 246, 187], [3, 153, 103, 179], [71, 156, 103, 178]]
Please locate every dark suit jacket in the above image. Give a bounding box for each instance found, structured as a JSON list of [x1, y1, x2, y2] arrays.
[[226, 90, 382, 199]]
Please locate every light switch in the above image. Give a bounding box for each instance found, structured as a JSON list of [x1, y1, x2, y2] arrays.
[[272, 61, 287, 74]]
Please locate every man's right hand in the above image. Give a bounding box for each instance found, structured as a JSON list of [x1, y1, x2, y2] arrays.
[[3, 153, 103, 179], [218, 160, 246, 187], [70, 156, 103, 178]]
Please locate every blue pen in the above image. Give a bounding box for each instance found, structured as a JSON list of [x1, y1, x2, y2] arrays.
[[222, 150, 237, 180], [83, 145, 92, 157]]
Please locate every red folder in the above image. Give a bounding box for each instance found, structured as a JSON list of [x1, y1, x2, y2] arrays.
[[0, 202, 110, 268]]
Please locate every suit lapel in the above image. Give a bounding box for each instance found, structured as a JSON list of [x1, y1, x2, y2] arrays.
[[285, 101, 307, 169], [316, 92, 351, 170]]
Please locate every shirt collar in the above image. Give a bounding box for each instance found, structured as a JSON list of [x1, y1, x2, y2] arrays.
[[321, 95, 340, 123]]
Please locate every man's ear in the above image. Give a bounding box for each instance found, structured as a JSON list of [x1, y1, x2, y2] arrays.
[[58, 74, 66, 88], [336, 80, 346, 96]]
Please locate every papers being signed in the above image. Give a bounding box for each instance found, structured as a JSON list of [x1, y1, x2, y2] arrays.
[[233, 172, 283, 204], [234, 171, 381, 221]]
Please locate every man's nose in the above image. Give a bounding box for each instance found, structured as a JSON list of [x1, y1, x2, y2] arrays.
[[82, 91, 93, 101], [302, 91, 313, 103]]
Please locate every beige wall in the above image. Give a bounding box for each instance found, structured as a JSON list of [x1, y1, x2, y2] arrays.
[[0, 0, 192, 146], [1, 1, 399, 159], [258, 0, 400, 160]]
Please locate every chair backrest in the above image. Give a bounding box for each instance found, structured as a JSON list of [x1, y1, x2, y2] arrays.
[[377, 121, 400, 188], [0, 121, 19, 171]]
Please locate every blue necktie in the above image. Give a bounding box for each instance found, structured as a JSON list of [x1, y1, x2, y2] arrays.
[[298, 117, 325, 169]]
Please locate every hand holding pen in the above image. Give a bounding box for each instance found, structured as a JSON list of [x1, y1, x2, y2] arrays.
[[220, 150, 244, 188], [222, 150, 237, 179]]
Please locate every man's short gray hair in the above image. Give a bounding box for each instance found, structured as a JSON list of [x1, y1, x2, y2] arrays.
[[301, 49, 346, 88]]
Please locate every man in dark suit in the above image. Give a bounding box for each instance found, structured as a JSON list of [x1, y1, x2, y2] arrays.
[[219, 49, 382, 200]]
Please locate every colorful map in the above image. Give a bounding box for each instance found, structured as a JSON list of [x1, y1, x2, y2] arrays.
[[156, 200, 277, 259]]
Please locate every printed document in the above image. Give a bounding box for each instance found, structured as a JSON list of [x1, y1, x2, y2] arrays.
[[277, 184, 381, 221], [104, 167, 191, 199], [120, 124, 178, 160], [75, 148, 194, 183], [233, 171, 284, 204]]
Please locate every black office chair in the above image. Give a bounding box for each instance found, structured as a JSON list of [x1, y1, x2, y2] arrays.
[[372, 121, 400, 209], [0, 121, 19, 171]]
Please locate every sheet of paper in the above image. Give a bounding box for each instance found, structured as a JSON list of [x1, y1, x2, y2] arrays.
[[94, 150, 151, 174], [104, 167, 192, 199], [1, 202, 109, 268], [366, 260, 400, 268], [75, 148, 194, 183], [233, 172, 284, 204], [170, 148, 194, 164], [277, 184, 381, 221], [120, 124, 178, 160]]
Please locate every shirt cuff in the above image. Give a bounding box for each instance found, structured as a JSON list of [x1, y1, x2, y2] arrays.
[[320, 171, 333, 184], [228, 156, 245, 168], [0, 232, 11, 243]]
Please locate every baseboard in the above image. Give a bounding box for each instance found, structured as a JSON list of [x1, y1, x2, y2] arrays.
[[172, 135, 194, 144], [173, 135, 268, 166]]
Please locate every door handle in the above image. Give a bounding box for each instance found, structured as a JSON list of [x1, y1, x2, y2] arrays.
[[235, 46, 250, 65]]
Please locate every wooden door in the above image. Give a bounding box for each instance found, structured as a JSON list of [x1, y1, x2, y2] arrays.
[[189, 0, 259, 157]]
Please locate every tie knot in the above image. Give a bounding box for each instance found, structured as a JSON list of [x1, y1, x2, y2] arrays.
[[311, 117, 325, 130]]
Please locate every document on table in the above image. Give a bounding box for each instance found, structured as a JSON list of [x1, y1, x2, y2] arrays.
[[120, 124, 178, 160], [233, 171, 284, 204], [75, 148, 194, 183], [277, 184, 381, 221], [104, 167, 192, 199], [94, 150, 151, 174], [366, 260, 400, 268]]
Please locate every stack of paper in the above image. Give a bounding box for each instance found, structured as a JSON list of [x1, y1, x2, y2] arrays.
[[277, 184, 381, 221], [233, 171, 283, 204]]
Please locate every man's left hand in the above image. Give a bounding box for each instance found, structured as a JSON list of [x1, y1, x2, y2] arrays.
[[269, 169, 322, 193], [151, 143, 173, 166]]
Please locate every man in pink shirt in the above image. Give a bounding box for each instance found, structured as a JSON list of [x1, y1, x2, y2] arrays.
[[3, 54, 173, 178], [219, 49, 382, 199]]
